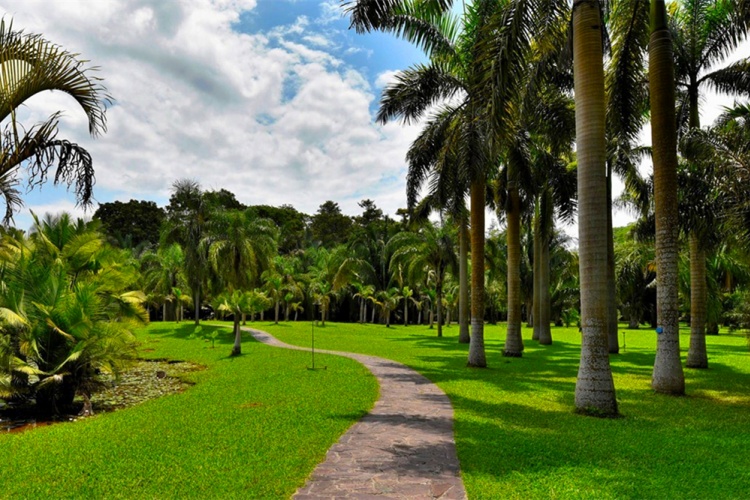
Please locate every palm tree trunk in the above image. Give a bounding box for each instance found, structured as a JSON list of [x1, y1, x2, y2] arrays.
[[533, 207, 542, 341], [193, 289, 201, 326], [607, 170, 619, 353], [372, 305, 376, 324], [572, 0, 618, 416], [468, 179, 487, 367], [539, 228, 552, 345], [504, 174, 524, 357], [687, 234, 708, 368], [162, 302, 167, 322], [459, 217, 470, 343], [436, 281, 444, 337], [650, 0, 685, 394], [274, 300, 280, 324], [231, 316, 241, 356], [404, 298, 409, 326]]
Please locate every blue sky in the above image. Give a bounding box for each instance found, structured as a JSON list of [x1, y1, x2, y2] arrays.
[[2, 0, 744, 233], [2, 0, 434, 231]]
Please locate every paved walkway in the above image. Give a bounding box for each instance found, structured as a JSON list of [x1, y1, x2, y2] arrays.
[[247, 328, 467, 499]]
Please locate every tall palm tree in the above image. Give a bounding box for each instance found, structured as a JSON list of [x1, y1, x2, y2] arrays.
[[572, 0, 618, 416], [205, 209, 278, 355], [667, 0, 750, 378], [358, 0, 558, 365], [649, 0, 684, 394], [0, 19, 111, 223], [162, 180, 211, 326], [604, 0, 651, 354]]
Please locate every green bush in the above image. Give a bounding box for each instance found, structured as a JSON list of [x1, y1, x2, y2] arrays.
[[0, 214, 146, 414]]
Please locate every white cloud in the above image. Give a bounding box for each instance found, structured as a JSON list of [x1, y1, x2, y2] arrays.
[[375, 70, 399, 88], [316, 0, 342, 25], [1, 0, 422, 220]]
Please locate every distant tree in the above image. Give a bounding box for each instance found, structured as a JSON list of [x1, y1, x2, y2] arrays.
[[203, 189, 245, 211], [355, 199, 383, 227], [388, 222, 457, 337], [310, 201, 352, 248], [246, 204, 310, 253], [94, 200, 165, 247]]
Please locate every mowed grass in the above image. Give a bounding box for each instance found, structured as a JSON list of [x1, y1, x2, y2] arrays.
[[262, 320, 750, 499], [0, 322, 377, 499]]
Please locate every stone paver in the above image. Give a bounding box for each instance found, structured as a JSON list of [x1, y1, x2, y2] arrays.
[[246, 328, 467, 500]]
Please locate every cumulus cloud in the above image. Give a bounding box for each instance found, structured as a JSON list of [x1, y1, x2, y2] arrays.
[[1, 0, 420, 219], [375, 70, 400, 88]]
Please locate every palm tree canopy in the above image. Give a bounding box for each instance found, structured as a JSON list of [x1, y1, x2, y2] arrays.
[[0, 18, 111, 223]]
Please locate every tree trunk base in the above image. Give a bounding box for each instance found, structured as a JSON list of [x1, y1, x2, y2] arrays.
[[502, 350, 523, 358], [230, 347, 241, 356]]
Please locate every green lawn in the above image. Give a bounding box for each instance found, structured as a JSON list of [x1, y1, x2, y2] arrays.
[[261, 320, 750, 499], [0, 322, 377, 499]]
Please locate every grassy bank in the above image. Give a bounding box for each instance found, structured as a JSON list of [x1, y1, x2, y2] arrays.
[[0, 322, 377, 498], [261, 320, 750, 499]]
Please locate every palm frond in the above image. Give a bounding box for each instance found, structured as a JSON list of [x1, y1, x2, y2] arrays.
[[701, 58, 750, 98], [377, 62, 465, 124]]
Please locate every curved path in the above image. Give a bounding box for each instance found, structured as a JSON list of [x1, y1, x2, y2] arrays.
[[247, 328, 467, 499]]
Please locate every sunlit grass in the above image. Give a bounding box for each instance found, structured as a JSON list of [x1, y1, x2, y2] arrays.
[[0, 322, 377, 499], [261, 320, 750, 499]]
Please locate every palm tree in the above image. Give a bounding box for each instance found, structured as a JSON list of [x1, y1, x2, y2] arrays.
[[216, 290, 253, 348], [604, 0, 651, 354], [388, 221, 457, 338], [205, 209, 278, 355], [649, 0, 684, 394], [140, 243, 185, 321], [572, 0, 618, 416], [667, 0, 750, 377], [262, 270, 285, 324], [0, 214, 145, 415], [162, 180, 211, 326], [374, 287, 401, 327], [616, 236, 656, 329], [358, 0, 555, 365], [0, 19, 110, 223]]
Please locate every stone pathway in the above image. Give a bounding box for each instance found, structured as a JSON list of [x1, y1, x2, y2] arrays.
[[247, 328, 467, 499]]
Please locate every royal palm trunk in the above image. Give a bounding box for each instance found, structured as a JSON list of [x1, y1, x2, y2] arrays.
[[573, 0, 618, 415], [468, 179, 487, 367], [607, 170, 619, 353], [538, 189, 553, 345], [650, 0, 685, 394], [539, 229, 552, 345], [459, 218, 470, 343], [687, 234, 708, 368], [504, 175, 524, 357], [533, 211, 541, 341]]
